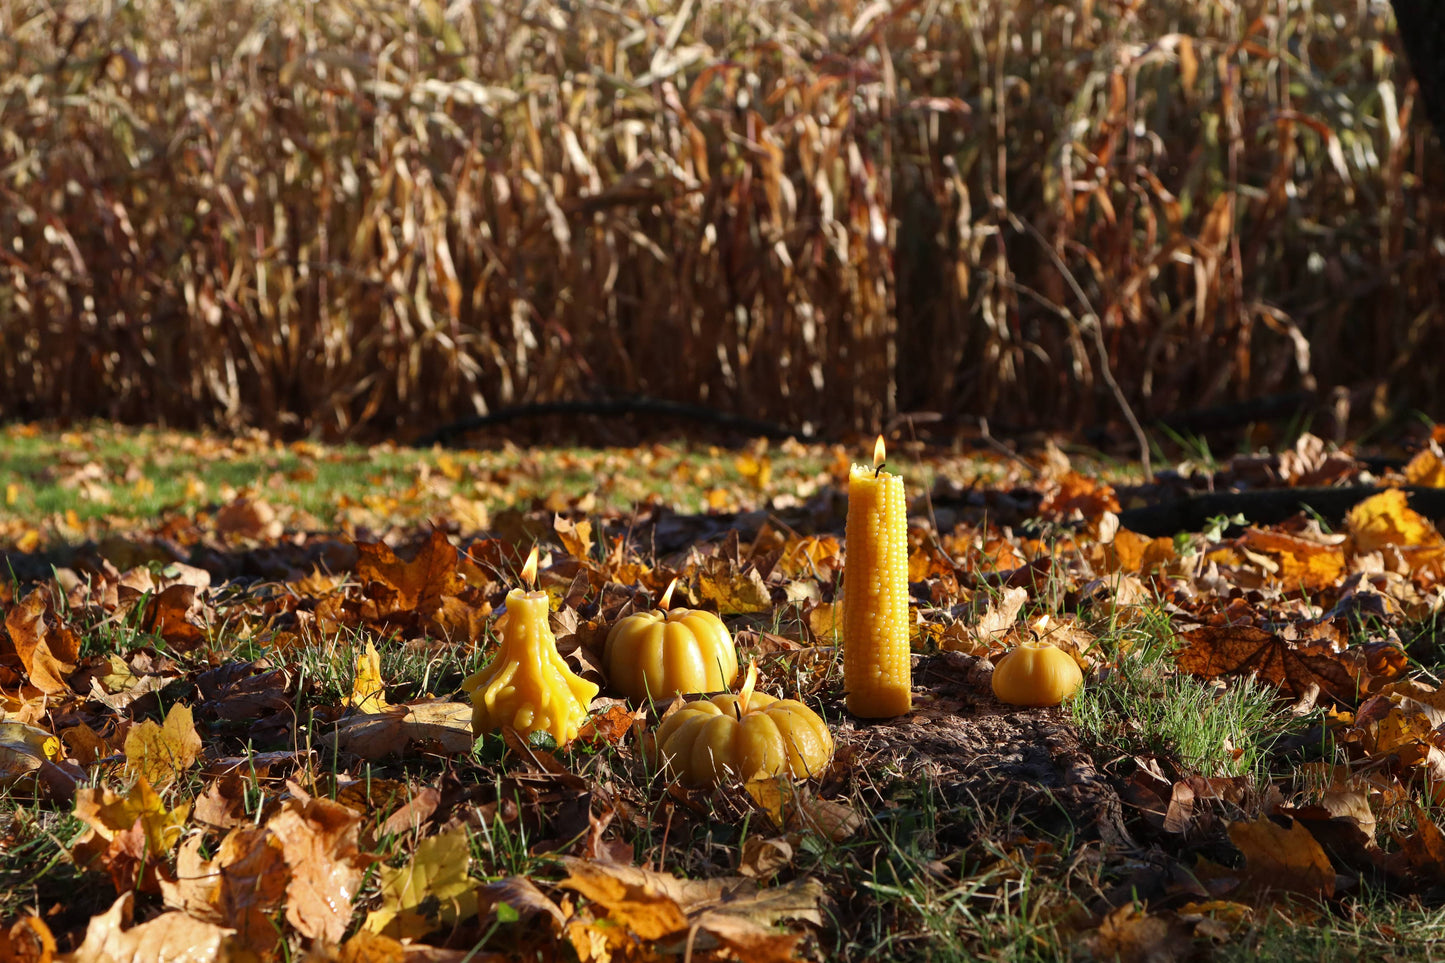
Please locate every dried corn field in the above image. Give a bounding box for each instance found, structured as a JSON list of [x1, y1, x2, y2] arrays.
[[0, 0, 1440, 440]]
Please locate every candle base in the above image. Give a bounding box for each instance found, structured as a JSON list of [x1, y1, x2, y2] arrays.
[[846, 687, 912, 719]]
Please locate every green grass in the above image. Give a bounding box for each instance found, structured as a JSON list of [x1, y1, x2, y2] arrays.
[[1070, 605, 1291, 781]]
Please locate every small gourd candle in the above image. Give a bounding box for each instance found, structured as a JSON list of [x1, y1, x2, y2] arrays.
[[842, 436, 912, 718], [991, 641, 1083, 707], [653, 662, 834, 788], [604, 579, 739, 701], [464, 546, 599, 744]]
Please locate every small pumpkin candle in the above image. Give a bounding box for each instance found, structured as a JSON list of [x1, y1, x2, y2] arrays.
[[604, 579, 739, 701], [464, 546, 599, 744], [842, 436, 912, 718], [991, 640, 1083, 707], [653, 663, 834, 788]]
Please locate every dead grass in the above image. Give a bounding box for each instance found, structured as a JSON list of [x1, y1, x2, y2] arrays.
[[1, 0, 1440, 440]]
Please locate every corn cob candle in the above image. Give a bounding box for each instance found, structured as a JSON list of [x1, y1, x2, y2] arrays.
[[842, 436, 912, 718]]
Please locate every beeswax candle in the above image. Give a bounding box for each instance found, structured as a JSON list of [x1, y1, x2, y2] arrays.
[[464, 546, 599, 744], [603, 578, 739, 701], [842, 436, 912, 718]]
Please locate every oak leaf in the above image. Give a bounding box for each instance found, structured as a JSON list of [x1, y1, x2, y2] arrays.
[[1, 915, 56, 963]]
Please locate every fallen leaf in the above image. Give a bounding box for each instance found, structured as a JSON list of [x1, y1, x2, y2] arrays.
[[1228, 816, 1336, 899], [269, 782, 369, 943], [1, 915, 56, 963], [3, 587, 79, 693], [58, 893, 234, 963], [123, 703, 203, 788], [1347, 489, 1443, 554], [364, 826, 478, 939], [0, 722, 59, 787], [347, 642, 389, 713], [325, 701, 474, 760]]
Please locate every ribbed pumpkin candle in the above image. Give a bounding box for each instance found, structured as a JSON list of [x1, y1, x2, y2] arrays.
[[842, 436, 912, 718], [464, 546, 599, 744]]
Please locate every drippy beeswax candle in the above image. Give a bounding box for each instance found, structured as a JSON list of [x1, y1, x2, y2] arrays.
[[464, 546, 599, 744], [842, 436, 912, 718]]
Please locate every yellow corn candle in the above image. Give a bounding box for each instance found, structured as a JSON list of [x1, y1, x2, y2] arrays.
[[464, 546, 599, 744], [842, 436, 912, 718]]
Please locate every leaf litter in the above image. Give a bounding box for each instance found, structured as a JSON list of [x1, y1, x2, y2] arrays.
[[3, 429, 1445, 958]]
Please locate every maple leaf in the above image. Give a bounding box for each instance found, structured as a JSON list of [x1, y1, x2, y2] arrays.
[[553, 514, 594, 562], [1176, 624, 1363, 703], [356, 528, 464, 622], [123, 703, 203, 788], [1234, 527, 1346, 592], [1346, 489, 1444, 555], [364, 826, 478, 938], [268, 782, 370, 943], [696, 558, 772, 615]]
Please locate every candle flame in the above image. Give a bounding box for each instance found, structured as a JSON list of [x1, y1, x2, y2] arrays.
[[659, 577, 679, 612], [738, 660, 758, 715], [520, 545, 539, 588], [872, 435, 886, 469]]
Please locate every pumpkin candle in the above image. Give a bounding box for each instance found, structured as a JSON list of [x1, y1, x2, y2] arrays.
[[603, 578, 739, 701], [842, 436, 912, 718], [464, 546, 599, 744]]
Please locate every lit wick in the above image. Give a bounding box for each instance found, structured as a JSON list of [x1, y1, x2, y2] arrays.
[[873, 434, 887, 478], [520, 545, 539, 590]]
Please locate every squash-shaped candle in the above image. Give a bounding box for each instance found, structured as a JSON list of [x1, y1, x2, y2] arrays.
[[463, 546, 599, 744], [991, 640, 1083, 707], [604, 579, 739, 701], [653, 662, 834, 788], [842, 436, 912, 718]]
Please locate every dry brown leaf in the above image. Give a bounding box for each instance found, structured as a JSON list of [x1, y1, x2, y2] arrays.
[[554, 514, 594, 562], [1228, 816, 1336, 899], [59, 893, 234, 963], [3, 587, 79, 694], [324, 701, 473, 760], [1, 915, 56, 963], [1176, 625, 1361, 702], [744, 776, 862, 842], [269, 782, 369, 943], [357, 529, 464, 621]]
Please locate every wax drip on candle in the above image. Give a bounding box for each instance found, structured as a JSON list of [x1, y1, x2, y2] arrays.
[[873, 434, 887, 477], [658, 577, 679, 612]]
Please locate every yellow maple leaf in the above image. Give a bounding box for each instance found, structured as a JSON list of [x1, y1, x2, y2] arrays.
[[123, 703, 202, 788], [1347, 489, 1443, 554], [73, 776, 189, 858], [1405, 449, 1445, 488], [364, 826, 477, 938]]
